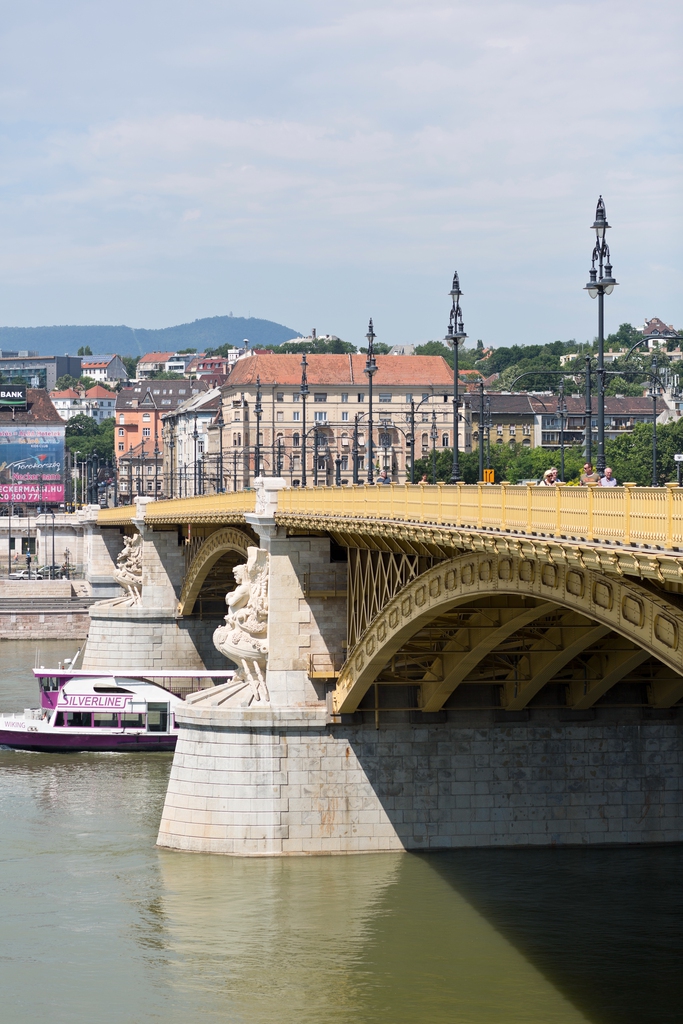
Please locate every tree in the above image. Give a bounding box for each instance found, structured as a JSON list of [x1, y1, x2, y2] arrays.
[[278, 338, 357, 355], [146, 370, 185, 380], [55, 375, 81, 392], [65, 414, 115, 459], [122, 356, 139, 379], [604, 376, 645, 397], [77, 345, 93, 356], [204, 343, 237, 358], [177, 347, 196, 354], [414, 443, 586, 484], [358, 342, 392, 355]]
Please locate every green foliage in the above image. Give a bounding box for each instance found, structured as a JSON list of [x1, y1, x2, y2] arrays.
[[77, 345, 92, 356], [604, 420, 683, 487], [204, 343, 237, 357], [65, 415, 115, 459], [146, 370, 185, 380], [54, 374, 115, 392], [122, 355, 138, 379], [358, 342, 392, 355], [276, 338, 357, 355], [604, 376, 645, 397], [176, 347, 196, 354], [414, 444, 586, 484], [604, 323, 642, 352]]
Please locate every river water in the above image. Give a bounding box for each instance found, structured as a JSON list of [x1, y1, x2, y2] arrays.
[[1, 640, 682, 1024]]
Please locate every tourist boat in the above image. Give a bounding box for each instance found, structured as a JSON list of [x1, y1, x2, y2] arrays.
[[0, 667, 234, 752]]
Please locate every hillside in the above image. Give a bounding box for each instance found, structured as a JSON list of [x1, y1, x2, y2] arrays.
[[0, 315, 302, 357]]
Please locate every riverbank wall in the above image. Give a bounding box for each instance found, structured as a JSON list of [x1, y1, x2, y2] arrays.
[[0, 581, 93, 639]]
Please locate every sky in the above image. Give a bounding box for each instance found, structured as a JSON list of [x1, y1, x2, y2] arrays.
[[0, 0, 680, 348]]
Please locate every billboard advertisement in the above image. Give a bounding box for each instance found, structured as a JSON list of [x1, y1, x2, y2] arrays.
[[0, 425, 65, 504]]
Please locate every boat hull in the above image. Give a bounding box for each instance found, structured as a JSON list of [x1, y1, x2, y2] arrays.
[[0, 729, 177, 753]]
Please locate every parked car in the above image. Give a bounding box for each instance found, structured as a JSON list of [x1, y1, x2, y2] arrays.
[[36, 565, 67, 579], [8, 569, 36, 580]]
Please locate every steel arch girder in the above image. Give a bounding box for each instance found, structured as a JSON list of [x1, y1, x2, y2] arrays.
[[332, 550, 683, 715]]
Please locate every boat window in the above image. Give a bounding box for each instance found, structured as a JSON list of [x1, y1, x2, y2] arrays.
[[66, 712, 92, 727], [93, 713, 118, 728], [147, 702, 169, 732], [121, 713, 145, 728], [54, 712, 64, 727], [38, 677, 60, 692], [93, 686, 134, 694]]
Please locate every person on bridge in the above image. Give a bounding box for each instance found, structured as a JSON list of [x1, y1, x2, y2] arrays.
[[378, 469, 392, 484], [538, 467, 558, 486], [600, 467, 617, 486], [580, 463, 601, 485]]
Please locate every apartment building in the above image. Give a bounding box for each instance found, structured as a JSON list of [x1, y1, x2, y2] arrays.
[[50, 384, 117, 423], [161, 389, 222, 497], [205, 352, 468, 489], [80, 355, 128, 382], [115, 379, 209, 499]]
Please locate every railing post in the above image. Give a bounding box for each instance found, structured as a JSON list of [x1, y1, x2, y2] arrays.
[[665, 481, 678, 549], [419, 479, 425, 523], [623, 482, 635, 545], [456, 480, 463, 525], [477, 481, 483, 529], [501, 481, 508, 532], [437, 480, 444, 523], [555, 485, 562, 538], [587, 481, 596, 541], [526, 482, 534, 533]]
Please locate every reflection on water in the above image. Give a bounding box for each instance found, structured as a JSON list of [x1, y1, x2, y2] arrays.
[[0, 645, 681, 1023], [0, 638, 81, 711]]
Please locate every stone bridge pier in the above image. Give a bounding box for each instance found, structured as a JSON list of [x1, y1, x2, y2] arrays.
[[83, 498, 225, 672], [155, 480, 683, 856]]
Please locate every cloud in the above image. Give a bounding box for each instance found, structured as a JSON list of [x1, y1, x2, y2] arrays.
[[0, 0, 680, 341]]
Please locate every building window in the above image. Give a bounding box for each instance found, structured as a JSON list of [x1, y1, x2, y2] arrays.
[[143, 428, 151, 437], [292, 411, 300, 422], [276, 411, 284, 422], [119, 414, 124, 424], [497, 425, 503, 435], [523, 438, 531, 447], [118, 428, 124, 436], [496, 437, 503, 445], [292, 393, 300, 402], [379, 393, 392, 403], [509, 425, 516, 435], [341, 411, 349, 422], [341, 433, 349, 446], [314, 393, 327, 403], [234, 411, 241, 421], [473, 431, 479, 442], [314, 411, 327, 422], [341, 393, 348, 403], [293, 432, 300, 447], [523, 424, 531, 435], [317, 457, 326, 470], [406, 394, 413, 403], [341, 455, 349, 470], [142, 413, 151, 422], [442, 433, 449, 447], [421, 432, 429, 450], [276, 393, 284, 402], [118, 443, 124, 452], [357, 393, 365, 402]]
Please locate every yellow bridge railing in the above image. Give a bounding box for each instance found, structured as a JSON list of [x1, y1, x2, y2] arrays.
[[277, 482, 683, 550], [98, 491, 257, 527]]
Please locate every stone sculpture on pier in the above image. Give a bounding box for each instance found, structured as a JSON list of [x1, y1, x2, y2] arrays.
[[101, 532, 143, 606], [211, 546, 270, 706]]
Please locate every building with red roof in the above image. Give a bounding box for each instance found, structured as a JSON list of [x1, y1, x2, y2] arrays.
[[206, 352, 470, 488]]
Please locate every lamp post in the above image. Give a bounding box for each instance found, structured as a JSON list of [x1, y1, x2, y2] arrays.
[[300, 355, 309, 487], [192, 414, 199, 495], [254, 375, 262, 481], [217, 406, 224, 492], [313, 427, 319, 486], [364, 319, 378, 484], [430, 409, 438, 484], [584, 196, 618, 476], [584, 355, 593, 464], [446, 271, 467, 483], [352, 413, 360, 484], [167, 419, 176, 499], [127, 446, 133, 501], [154, 433, 160, 499], [478, 382, 485, 481], [557, 383, 567, 482]]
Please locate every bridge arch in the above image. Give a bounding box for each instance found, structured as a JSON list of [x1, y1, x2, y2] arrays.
[[333, 550, 683, 714], [178, 527, 251, 616]]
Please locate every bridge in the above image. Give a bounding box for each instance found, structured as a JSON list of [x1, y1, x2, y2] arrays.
[[92, 481, 683, 855]]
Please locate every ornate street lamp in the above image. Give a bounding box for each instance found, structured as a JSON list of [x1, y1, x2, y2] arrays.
[[446, 271, 467, 483], [300, 355, 309, 486], [254, 375, 262, 481], [584, 196, 618, 475], [217, 405, 224, 493], [364, 319, 378, 484]]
